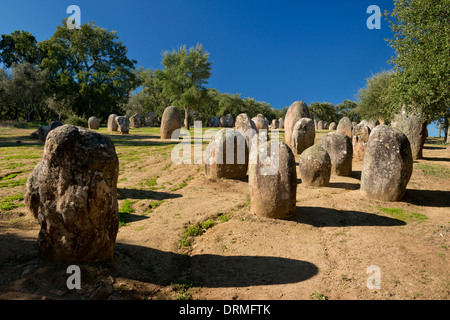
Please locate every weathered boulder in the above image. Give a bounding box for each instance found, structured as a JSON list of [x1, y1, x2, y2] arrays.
[[391, 107, 427, 160], [220, 114, 234, 128], [107, 114, 118, 132], [144, 112, 156, 127], [249, 140, 297, 219], [352, 123, 371, 161], [30, 125, 49, 142], [129, 114, 141, 128], [318, 132, 353, 176], [271, 119, 280, 129], [291, 118, 315, 155], [24, 125, 119, 262], [329, 122, 337, 130], [279, 118, 285, 129], [298, 145, 331, 187], [317, 120, 324, 130], [88, 116, 100, 130], [235, 113, 258, 150], [336, 117, 353, 139], [48, 121, 63, 131], [115, 116, 129, 134], [368, 119, 380, 131], [204, 129, 248, 180], [207, 116, 220, 128], [252, 114, 269, 132], [360, 125, 413, 201], [161, 106, 181, 139], [284, 101, 311, 148]]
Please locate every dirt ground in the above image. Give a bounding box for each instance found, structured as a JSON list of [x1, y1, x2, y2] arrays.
[[0, 124, 448, 300]]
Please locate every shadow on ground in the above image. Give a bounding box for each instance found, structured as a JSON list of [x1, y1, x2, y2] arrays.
[[403, 189, 450, 208], [293, 206, 406, 227]]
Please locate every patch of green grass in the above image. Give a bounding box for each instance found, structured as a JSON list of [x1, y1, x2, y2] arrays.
[[310, 291, 328, 300], [0, 194, 25, 211], [416, 164, 450, 179], [118, 200, 136, 226], [0, 178, 27, 188], [378, 207, 428, 223], [0, 172, 21, 181], [172, 279, 194, 300], [145, 175, 159, 188], [4, 154, 40, 160], [171, 182, 187, 192], [2, 162, 23, 170]]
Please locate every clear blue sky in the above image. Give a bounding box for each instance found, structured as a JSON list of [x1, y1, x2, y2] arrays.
[[0, 0, 440, 135]]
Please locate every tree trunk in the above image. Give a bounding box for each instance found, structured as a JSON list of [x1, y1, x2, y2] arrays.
[[184, 106, 190, 131], [444, 115, 449, 144]]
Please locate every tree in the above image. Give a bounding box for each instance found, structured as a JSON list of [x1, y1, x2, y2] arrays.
[[39, 20, 139, 121], [386, 0, 450, 139], [0, 30, 41, 68], [155, 44, 212, 130], [336, 100, 361, 123], [309, 102, 339, 124], [357, 71, 396, 122], [0, 63, 47, 122]]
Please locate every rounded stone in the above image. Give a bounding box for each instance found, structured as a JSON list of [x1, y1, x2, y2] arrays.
[[88, 116, 100, 130], [161, 106, 182, 139], [291, 118, 315, 155], [24, 125, 119, 262], [360, 125, 413, 201], [107, 114, 118, 132], [249, 140, 297, 219], [336, 117, 353, 139], [284, 101, 311, 148], [298, 145, 331, 187], [317, 132, 353, 176], [115, 116, 129, 134], [352, 123, 371, 161]]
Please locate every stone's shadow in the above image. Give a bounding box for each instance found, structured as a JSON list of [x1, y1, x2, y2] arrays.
[[327, 182, 360, 190], [293, 206, 406, 227], [422, 156, 450, 162], [108, 134, 179, 147], [423, 145, 446, 150], [351, 170, 362, 180], [114, 242, 318, 288], [403, 189, 450, 208], [118, 188, 182, 201], [189, 254, 318, 288], [0, 230, 318, 297]]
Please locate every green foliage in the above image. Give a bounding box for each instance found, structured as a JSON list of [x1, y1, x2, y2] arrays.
[[0, 30, 41, 67], [386, 0, 450, 122], [39, 20, 139, 120], [357, 71, 396, 121], [309, 102, 339, 123], [335, 100, 360, 123], [65, 115, 88, 127]]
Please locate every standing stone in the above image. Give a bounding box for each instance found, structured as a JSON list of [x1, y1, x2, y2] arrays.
[[249, 140, 297, 219], [207, 116, 220, 128], [48, 121, 63, 131], [336, 117, 353, 139], [144, 112, 156, 127], [88, 116, 100, 130], [352, 123, 371, 161], [368, 119, 380, 131], [204, 129, 248, 180], [284, 101, 311, 148], [235, 113, 258, 150], [115, 116, 129, 134], [291, 118, 315, 155], [271, 119, 280, 129], [360, 125, 413, 201], [317, 120, 324, 130], [161, 106, 182, 139], [107, 114, 118, 132], [329, 122, 337, 130], [24, 125, 119, 262], [279, 118, 285, 129], [220, 114, 234, 128], [314, 119, 318, 130], [318, 132, 353, 176], [129, 114, 141, 128], [252, 114, 269, 132], [298, 145, 331, 187], [30, 125, 49, 142], [391, 107, 427, 160], [447, 128, 450, 144]]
